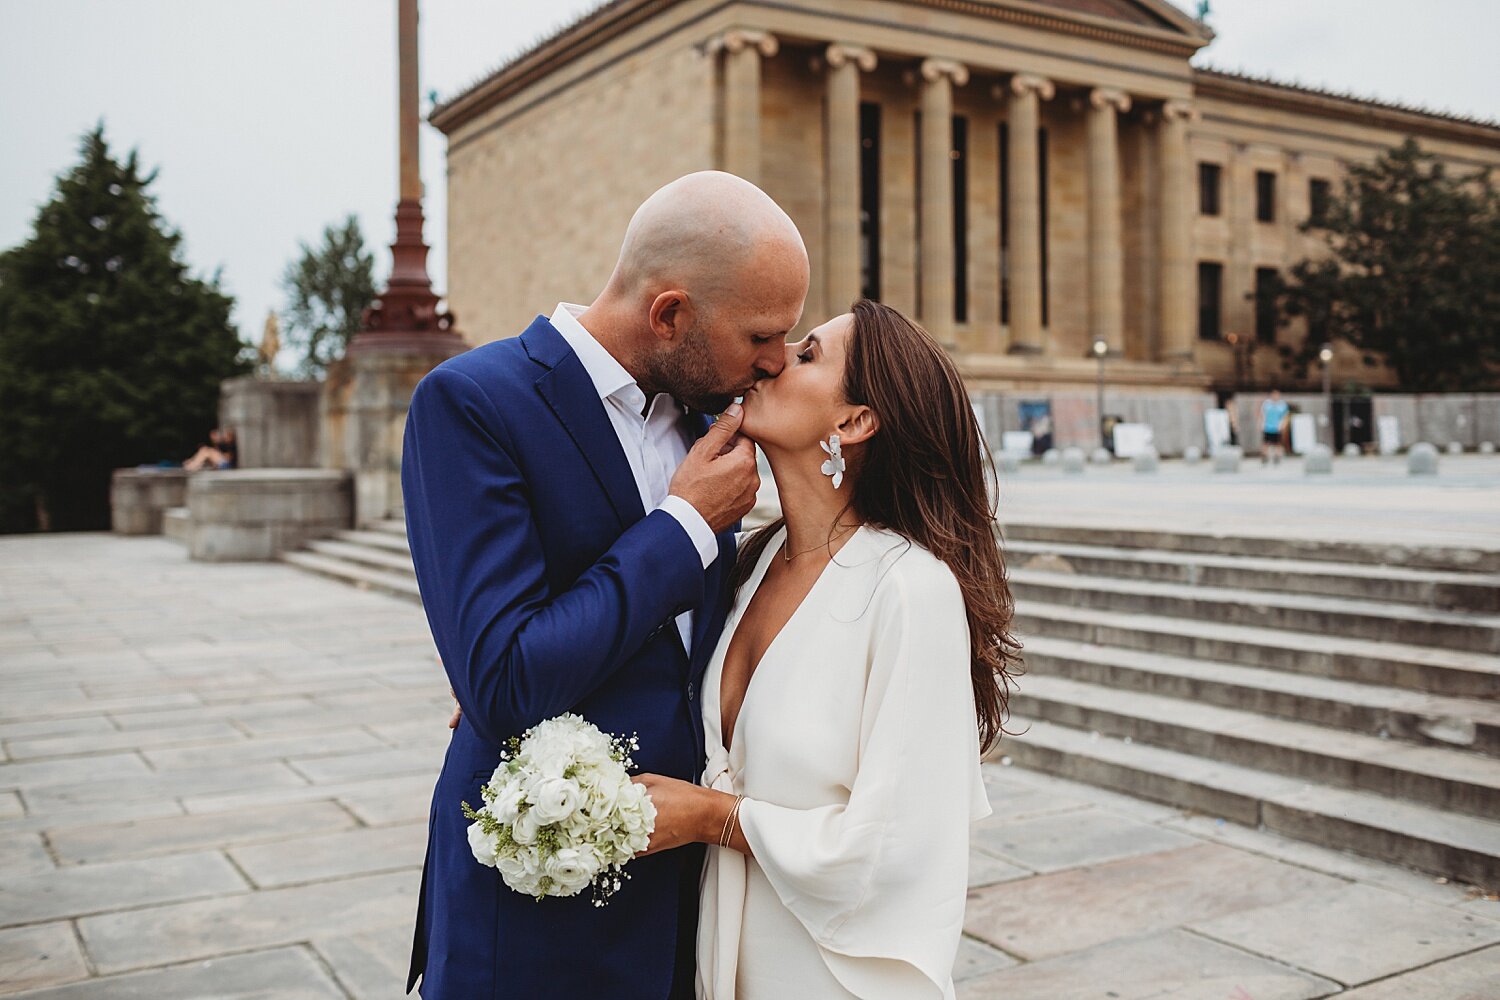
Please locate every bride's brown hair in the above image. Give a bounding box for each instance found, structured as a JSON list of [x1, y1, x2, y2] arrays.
[[732, 299, 1023, 753]]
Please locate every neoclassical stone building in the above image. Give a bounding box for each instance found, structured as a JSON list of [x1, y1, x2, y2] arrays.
[[431, 0, 1500, 408]]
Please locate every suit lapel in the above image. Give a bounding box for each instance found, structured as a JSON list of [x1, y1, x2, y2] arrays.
[[524, 317, 647, 530]]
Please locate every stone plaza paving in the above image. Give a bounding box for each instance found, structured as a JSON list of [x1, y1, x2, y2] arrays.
[[2, 463, 1499, 997]]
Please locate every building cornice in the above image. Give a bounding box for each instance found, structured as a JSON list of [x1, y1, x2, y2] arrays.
[[430, 0, 1210, 135], [1193, 66, 1500, 149]]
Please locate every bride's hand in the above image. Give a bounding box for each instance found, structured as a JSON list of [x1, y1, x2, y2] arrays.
[[633, 773, 726, 856]]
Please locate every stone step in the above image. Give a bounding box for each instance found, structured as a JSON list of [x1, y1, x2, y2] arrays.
[[303, 538, 416, 576], [1004, 521, 1500, 574], [1009, 674, 1500, 819], [1014, 601, 1500, 698], [1000, 716, 1500, 888], [368, 518, 408, 537], [1022, 636, 1500, 755], [329, 528, 412, 556], [1010, 569, 1500, 654], [162, 506, 191, 545], [1007, 539, 1500, 612], [279, 550, 421, 603]]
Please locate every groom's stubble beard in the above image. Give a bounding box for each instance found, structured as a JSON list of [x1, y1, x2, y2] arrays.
[[643, 321, 738, 414]]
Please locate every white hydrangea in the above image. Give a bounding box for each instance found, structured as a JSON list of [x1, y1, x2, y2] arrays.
[[462, 714, 657, 905]]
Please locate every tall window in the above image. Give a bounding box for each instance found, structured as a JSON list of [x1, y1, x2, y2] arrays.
[[1039, 126, 1050, 326], [1199, 162, 1222, 216], [1308, 177, 1331, 228], [1198, 261, 1223, 341], [952, 115, 968, 324], [1256, 170, 1277, 222], [859, 102, 881, 301], [999, 122, 1009, 324], [998, 122, 1049, 327], [1255, 267, 1279, 344]]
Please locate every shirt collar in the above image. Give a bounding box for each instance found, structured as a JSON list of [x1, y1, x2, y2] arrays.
[[549, 302, 637, 402]]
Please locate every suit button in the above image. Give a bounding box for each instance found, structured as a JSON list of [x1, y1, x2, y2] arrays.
[[687, 683, 697, 701]]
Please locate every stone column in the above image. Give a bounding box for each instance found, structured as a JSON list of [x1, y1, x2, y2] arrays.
[[1006, 73, 1055, 354], [713, 29, 778, 184], [824, 43, 877, 313], [918, 58, 968, 347], [1086, 87, 1131, 355], [1157, 99, 1198, 363]]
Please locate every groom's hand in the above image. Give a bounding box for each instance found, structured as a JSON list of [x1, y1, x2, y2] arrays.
[[668, 402, 759, 534]]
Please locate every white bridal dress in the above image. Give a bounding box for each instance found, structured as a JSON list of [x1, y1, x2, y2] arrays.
[[697, 524, 991, 1000]]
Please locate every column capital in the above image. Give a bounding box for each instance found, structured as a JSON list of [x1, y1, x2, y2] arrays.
[[708, 28, 778, 58], [920, 57, 969, 87], [1088, 87, 1132, 113], [1008, 73, 1056, 101], [1161, 99, 1200, 123], [825, 42, 877, 72]]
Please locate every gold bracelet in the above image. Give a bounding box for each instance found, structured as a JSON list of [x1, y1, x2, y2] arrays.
[[719, 794, 745, 849]]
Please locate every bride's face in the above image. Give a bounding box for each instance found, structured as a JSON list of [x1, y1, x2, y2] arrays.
[[739, 313, 854, 452]]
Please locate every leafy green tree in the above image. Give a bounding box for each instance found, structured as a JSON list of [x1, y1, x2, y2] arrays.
[[280, 215, 377, 377], [0, 125, 249, 533], [1275, 138, 1500, 391]]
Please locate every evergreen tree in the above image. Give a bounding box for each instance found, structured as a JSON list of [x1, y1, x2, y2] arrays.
[[0, 125, 249, 533], [280, 215, 377, 377], [1275, 138, 1500, 391]]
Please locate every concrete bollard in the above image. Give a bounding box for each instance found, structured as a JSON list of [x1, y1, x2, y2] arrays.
[[1089, 447, 1113, 465], [1132, 447, 1159, 474], [1183, 446, 1203, 465], [1041, 448, 1062, 465], [1342, 442, 1361, 457], [1446, 442, 1464, 455], [1061, 447, 1086, 474], [1481, 441, 1496, 455], [1407, 442, 1439, 475], [1212, 446, 1242, 473], [1305, 444, 1333, 475]]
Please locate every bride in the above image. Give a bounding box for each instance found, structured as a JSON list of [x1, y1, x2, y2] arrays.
[[637, 298, 1022, 999]]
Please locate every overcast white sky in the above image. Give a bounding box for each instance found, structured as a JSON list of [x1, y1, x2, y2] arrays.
[[3, 0, 1496, 349]]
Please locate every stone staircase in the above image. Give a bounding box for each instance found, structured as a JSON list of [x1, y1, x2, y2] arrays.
[[279, 516, 1500, 888], [1001, 523, 1500, 889], [280, 519, 420, 602]]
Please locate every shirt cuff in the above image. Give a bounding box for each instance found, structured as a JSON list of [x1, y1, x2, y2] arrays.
[[657, 494, 720, 570]]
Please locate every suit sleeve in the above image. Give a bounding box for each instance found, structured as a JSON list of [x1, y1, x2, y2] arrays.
[[401, 365, 706, 746]]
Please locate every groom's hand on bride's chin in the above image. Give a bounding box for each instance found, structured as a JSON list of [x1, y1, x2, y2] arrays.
[[667, 403, 759, 535], [632, 773, 715, 857]]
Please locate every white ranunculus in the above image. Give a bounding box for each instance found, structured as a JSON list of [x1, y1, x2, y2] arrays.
[[529, 777, 582, 824], [488, 782, 525, 825], [467, 821, 497, 867], [511, 807, 541, 846], [544, 847, 599, 895]]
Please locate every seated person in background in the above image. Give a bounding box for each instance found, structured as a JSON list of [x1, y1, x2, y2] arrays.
[[183, 428, 233, 471]]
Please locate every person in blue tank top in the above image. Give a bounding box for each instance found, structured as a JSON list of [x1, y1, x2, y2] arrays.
[[1260, 389, 1290, 465]]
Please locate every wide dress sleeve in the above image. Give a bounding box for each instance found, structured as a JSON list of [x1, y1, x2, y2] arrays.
[[735, 554, 993, 999]]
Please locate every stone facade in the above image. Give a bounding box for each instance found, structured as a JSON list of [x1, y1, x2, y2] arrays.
[[432, 0, 1500, 404]]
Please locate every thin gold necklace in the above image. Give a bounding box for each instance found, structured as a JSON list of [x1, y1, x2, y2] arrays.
[[782, 522, 860, 562]]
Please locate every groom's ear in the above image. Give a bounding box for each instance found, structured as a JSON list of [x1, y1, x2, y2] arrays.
[[648, 290, 696, 343], [836, 405, 879, 446]]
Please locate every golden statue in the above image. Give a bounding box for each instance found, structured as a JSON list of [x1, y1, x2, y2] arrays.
[[259, 310, 281, 374]]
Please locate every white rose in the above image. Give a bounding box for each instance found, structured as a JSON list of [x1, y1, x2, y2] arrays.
[[529, 777, 582, 825], [466, 820, 498, 867], [511, 807, 541, 846]]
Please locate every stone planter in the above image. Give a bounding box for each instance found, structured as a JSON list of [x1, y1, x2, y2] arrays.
[[110, 468, 191, 535], [186, 469, 353, 561]]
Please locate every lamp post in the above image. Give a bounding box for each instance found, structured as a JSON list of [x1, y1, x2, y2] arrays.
[[1318, 342, 1334, 448], [1092, 337, 1109, 450]]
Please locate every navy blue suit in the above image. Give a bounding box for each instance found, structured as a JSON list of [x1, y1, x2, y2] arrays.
[[401, 315, 736, 999]]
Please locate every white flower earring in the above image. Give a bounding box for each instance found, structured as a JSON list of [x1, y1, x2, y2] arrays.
[[819, 434, 845, 489]]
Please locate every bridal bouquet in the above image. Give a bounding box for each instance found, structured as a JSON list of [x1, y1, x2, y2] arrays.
[[461, 714, 656, 905]]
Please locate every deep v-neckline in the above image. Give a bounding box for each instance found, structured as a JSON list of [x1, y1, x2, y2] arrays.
[[719, 524, 865, 756]]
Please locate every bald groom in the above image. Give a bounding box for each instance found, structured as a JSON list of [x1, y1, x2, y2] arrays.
[[401, 172, 810, 1000]]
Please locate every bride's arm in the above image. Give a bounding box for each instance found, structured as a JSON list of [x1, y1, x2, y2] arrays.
[[631, 774, 749, 856]]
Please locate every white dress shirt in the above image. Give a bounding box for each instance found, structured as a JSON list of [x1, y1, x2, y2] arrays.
[[549, 303, 720, 653]]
